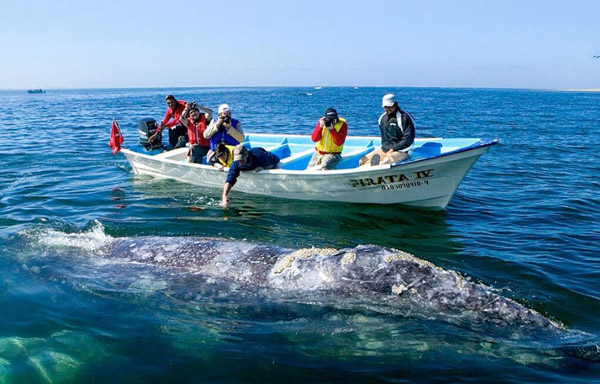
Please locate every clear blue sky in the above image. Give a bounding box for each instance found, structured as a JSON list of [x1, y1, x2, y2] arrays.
[[1, 0, 598, 89]]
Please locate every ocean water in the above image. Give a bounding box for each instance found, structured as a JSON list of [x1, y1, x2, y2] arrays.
[[0, 87, 599, 383]]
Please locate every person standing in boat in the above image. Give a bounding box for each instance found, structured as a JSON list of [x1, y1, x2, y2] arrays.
[[179, 102, 213, 163], [204, 104, 245, 164], [151, 95, 189, 149], [308, 108, 348, 170], [218, 144, 280, 207], [359, 94, 415, 166]]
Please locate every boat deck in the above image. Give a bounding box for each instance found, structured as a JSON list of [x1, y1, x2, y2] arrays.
[[128, 134, 489, 171]]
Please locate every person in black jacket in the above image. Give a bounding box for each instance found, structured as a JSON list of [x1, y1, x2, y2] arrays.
[[360, 94, 415, 166]]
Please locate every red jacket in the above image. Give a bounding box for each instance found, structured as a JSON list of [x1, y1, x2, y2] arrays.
[[161, 100, 186, 129], [186, 115, 210, 147]]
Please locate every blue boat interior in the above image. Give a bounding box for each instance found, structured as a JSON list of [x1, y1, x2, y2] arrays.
[[128, 135, 490, 170]]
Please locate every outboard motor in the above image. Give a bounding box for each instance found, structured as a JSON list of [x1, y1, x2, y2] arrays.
[[138, 118, 162, 150]]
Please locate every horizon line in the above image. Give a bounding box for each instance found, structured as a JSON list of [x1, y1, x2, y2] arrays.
[[3, 85, 598, 92]]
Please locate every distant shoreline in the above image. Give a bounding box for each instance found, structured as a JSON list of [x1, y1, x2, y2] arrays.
[[2, 86, 600, 92]]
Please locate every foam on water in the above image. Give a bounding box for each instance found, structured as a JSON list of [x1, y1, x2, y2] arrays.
[[35, 220, 115, 253]]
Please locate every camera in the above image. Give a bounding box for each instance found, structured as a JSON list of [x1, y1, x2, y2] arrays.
[[222, 115, 231, 125], [323, 117, 335, 128]]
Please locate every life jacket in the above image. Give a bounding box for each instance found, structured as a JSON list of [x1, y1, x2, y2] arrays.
[[217, 145, 236, 167], [209, 119, 241, 150], [315, 118, 346, 154], [188, 115, 210, 147]]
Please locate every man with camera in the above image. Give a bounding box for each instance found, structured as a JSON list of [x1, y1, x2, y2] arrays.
[[178, 101, 213, 163], [203, 104, 245, 164], [307, 107, 348, 170]]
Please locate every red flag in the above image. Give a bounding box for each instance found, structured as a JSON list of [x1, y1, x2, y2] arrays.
[[109, 119, 124, 155]]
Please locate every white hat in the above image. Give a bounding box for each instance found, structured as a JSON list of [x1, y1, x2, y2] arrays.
[[382, 94, 396, 108], [218, 104, 231, 114]]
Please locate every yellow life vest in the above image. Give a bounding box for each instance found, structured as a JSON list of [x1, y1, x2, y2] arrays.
[[217, 145, 235, 167], [315, 118, 346, 154]]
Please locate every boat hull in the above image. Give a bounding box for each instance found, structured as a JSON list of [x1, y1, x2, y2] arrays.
[[121, 136, 494, 209]]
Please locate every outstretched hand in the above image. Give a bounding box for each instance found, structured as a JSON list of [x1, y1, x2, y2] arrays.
[[220, 197, 229, 208]]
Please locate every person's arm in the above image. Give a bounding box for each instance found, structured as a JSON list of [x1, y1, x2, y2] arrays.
[[204, 119, 220, 139], [220, 182, 233, 207], [328, 121, 347, 146], [178, 104, 192, 126], [220, 162, 241, 206], [198, 106, 213, 122], [391, 114, 414, 152], [226, 121, 244, 143], [159, 109, 173, 131], [311, 120, 324, 142]]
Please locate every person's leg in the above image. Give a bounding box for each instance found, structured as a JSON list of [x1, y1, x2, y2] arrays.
[[174, 126, 188, 148], [168, 128, 178, 148], [360, 148, 385, 166], [307, 152, 321, 168], [321, 154, 341, 170], [381, 150, 408, 165], [191, 145, 210, 163]]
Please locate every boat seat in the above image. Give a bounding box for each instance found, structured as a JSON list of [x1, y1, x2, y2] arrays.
[[265, 143, 292, 160], [336, 147, 376, 170], [279, 148, 315, 170], [411, 142, 443, 160]]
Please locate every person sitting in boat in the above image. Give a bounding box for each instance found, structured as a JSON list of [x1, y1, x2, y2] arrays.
[[204, 104, 245, 163], [359, 94, 415, 166], [307, 108, 348, 170], [150, 95, 189, 149], [219, 144, 280, 208], [179, 102, 213, 163]]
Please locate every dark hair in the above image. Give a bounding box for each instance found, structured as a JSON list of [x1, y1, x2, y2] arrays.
[[165, 95, 176, 101], [215, 143, 228, 158]]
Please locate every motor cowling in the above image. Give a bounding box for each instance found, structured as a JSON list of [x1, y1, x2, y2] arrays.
[[138, 118, 162, 150]]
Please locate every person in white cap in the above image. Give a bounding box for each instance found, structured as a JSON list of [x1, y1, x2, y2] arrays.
[[204, 103, 245, 164], [359, 93, 415, 166]]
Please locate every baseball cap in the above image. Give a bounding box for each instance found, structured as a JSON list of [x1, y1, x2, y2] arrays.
[[382, 94, 396, 107], [233, 144, 248, 162], [218, 104, 231, 114]]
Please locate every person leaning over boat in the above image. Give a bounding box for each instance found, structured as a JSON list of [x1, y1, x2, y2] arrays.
[[203, 104, 245, 164], [359, 94, 415, 166], [179, 101, 213, 163], [219, 144, 280, 207], [307, 108, 348, 170], [150, 95, 189, 149]]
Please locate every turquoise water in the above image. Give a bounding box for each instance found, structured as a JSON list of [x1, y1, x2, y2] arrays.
[[0, 87, 599, 383]]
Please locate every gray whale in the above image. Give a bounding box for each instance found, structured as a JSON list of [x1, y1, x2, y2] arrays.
[[104, 237, 564, 331], [32, 231, 599, 363]]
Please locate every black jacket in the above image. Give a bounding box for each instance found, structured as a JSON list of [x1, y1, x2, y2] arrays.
[[378, 109, 415, 152]]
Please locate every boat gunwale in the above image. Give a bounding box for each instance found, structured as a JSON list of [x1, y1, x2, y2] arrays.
[[121, 136, 498, 176]]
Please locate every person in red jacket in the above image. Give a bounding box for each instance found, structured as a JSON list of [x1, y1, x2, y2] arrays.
[[151, 95, 188, 149], [181, 102, 212, 163], [307, 108, 348, 170]]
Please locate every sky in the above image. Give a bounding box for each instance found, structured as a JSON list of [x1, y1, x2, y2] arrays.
[[1, 0, 599, 90]]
